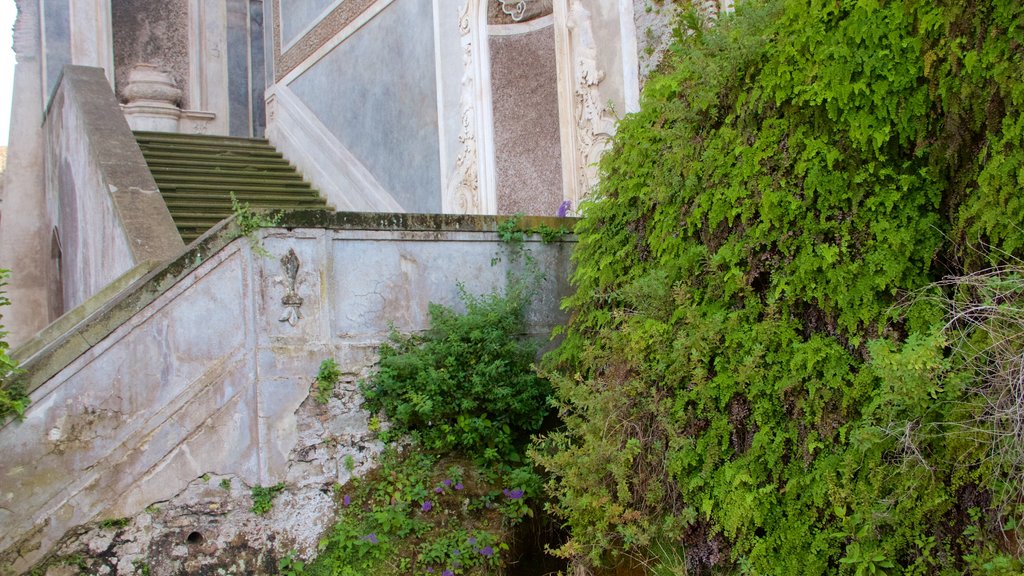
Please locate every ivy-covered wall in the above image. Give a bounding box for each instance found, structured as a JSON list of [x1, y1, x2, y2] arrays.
[[537, 0, 1024, 573]]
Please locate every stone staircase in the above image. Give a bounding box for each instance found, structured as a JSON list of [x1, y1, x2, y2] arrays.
[[135, 132, 330, 243]]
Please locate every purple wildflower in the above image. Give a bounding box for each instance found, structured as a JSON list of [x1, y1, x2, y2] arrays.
[[557, 200, 572, 218], [452, 549, 460, 556], [342, 494, 350, 507], [467, 537, 477, 545], [442, 479, 453, 487], [435, 486, 444, 494], [442, 571, 454, 576], [426, 569, 434, 574], [421, 500, 433, 512], [504, 488, 524, 500], [479, 546, 494, 557], [364, 533, 379, 544], [454, 482, 463, 491]]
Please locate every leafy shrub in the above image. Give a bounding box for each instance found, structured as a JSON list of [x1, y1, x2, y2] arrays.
[[536, 0, 1024, 573], [360, 287, 551, 463]]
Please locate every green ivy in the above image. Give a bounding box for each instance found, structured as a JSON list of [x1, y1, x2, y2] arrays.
[[537, 0, 1024, 573]]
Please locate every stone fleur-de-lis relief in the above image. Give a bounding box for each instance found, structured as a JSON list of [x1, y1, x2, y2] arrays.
[[278, 248, 304, 325]]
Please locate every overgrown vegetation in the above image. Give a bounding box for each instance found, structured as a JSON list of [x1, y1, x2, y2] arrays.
[[251, 482, 286, 515], [314, 358, 342, 404], [0, 269, 27, 422], [230, 193, 283, 256], [535, 0, 1024, 574], [304, 287, 556, 575]]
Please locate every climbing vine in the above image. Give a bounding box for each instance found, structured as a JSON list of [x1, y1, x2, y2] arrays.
[[535, 0, 1024, 574]]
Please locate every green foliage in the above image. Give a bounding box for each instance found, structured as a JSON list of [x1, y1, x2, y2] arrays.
[[314, 358, 341, 404], [279, 550, 307, 576], [360, 287, 552, 463], [250, 482, 285, 515], [229, 193, 282, 256], [305, 449, 516, 576], [219, 478, 232, 490], [538, 0, 1024, 573], [97, 517, 131, 530], [0, 269, 27, 422]]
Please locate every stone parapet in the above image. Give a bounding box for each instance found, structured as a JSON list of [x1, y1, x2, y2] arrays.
[[0, 212, 575, 572]]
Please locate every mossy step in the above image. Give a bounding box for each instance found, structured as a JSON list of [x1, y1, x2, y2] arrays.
[[145, 157, 294, 169], [139, 145, 284, 159], [151, 173, 308, 187], [148, 161, 299, 172], [161, 191, 326, 203], [134, 131, 272, 147], [149, 165, 300, 177], [154, 182, 319, 194]]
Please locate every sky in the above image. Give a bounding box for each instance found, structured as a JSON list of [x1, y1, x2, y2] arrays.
[[0, 1, 15, 147]]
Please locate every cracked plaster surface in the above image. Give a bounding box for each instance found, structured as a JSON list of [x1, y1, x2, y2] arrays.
[[23, 373, 382, 576]]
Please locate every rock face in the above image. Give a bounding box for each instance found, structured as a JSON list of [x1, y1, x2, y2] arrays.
[[32, 380, 383, 576]]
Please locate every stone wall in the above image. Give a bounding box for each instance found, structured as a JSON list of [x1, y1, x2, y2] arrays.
[[0, 213, 574, 573], [43, 66, 183, 314]]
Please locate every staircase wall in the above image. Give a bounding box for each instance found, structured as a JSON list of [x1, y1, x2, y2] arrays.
[[0, 213, 574, 572], [44, 66, 184, 313]]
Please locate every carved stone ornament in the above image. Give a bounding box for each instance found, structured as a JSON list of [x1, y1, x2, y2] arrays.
[[498, 0, 528, 21], [445, 0, 482, 214], [278, 249, 304, 326], [123, 64, 183, 106], [567, 1, 615, 197]]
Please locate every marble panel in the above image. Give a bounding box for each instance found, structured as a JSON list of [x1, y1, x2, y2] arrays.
[[489, 25, 563, 216], [288, 0, 441, 213]]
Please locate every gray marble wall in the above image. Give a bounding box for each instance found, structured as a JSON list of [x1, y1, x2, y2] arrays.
[[289, 0, 441, 213], [42, 0, 71, 100]]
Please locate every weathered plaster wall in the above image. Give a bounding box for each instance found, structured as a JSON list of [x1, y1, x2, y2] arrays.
[[489, 21, 564, 216], [43, 66, 183, 313], [0, 1, 52, 347], [0, 215, 574, 573], [111, 0, 191, 107]]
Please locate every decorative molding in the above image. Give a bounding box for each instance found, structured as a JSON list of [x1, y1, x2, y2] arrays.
[[121, 64, 184, 132], [555, 0, 615, 210], [443, 1, 482, 214], [278, 248, 304, 325], [497, 0, 528, 22], [487, 13, 554, 36]]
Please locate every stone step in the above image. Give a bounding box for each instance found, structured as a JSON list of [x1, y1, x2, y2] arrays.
[[151, 172, 309, 187], [136, 131, 330, 242], [160, 192, 327, 205], [154, 182, 320, 195], [148, 157, 299, 171], [134, 131, 273, 148], [138, 145, 284, 158]]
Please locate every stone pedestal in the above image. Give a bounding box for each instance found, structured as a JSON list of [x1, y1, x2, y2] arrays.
[[121, 64, 183, 132]]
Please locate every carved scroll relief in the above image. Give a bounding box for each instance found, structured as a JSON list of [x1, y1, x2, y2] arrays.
[[566, 1, 616, 201], [444, 0, 483, 214]]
